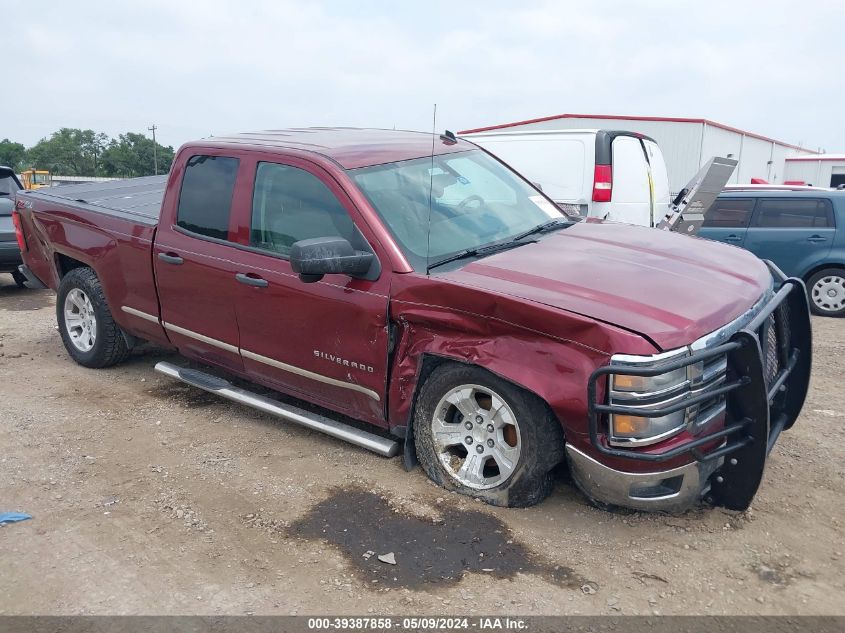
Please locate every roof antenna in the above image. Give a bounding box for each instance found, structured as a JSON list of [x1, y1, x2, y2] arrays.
[[425, 104, 437, 275]]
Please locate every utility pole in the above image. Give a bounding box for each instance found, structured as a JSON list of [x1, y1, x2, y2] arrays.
[[148, 124, 158, 175]]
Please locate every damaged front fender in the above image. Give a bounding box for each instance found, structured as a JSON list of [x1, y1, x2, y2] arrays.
[[386, 274, 656, 441]]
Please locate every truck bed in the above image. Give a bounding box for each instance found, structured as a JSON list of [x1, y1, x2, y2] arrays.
[[17, 175, 167, 337], [26, 175, 168, 225]]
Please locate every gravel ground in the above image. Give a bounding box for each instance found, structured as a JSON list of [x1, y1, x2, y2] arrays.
[[1, 279, 843, 615]]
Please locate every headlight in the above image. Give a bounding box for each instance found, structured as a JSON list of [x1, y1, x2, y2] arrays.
[[607, 353, 697, 446], [610, 409, 687, 442], [610, 367, 689, 395]]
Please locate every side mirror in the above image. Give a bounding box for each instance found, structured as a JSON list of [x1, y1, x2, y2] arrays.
[[289, 237, 374, 283]]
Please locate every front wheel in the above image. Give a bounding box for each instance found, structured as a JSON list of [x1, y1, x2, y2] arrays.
[[807, 268, 845, 317], [57, 267, 131, 368], [413, 363, 564, 507]]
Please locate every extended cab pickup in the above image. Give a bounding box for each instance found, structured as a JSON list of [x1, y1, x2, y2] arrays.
[[14, 128, 812, 511]]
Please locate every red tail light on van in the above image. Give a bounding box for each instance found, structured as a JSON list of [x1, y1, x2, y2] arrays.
[[592, 164, 612, 202]]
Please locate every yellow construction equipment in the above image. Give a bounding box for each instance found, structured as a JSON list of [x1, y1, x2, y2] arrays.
[[20, 169, 52, 190]]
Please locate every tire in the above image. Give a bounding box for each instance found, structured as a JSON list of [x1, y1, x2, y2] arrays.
[[806, 268, 845, 317], [413, 363, 564, 507], [11, 269, 27, 288], [56, 267, 131, 368]]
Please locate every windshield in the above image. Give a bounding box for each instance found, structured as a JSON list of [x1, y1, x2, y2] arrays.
[[350, 150, 565, 271]]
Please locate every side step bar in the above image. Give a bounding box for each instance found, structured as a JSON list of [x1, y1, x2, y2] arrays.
[[154, 362, 400, 458]]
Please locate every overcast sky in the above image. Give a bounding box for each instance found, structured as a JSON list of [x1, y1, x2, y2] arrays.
[[3, 0, 840, 151]]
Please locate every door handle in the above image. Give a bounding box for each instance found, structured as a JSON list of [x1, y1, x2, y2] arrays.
[[236, 272, 269, 288], [807, 235, 827, 243], [158, 252, 184, 265], [724, 234, 742, 242]]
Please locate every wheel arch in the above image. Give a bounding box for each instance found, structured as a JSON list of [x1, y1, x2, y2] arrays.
[[56, 264, 140, 352], [408, 355, 567, 507], [55, 266, 134, 366], [385, 275, 657, 447], [417, 353, 563, 421], [802, 260, 845, 282], [55, 252, 91, 279], [394, 350, 571, 471]]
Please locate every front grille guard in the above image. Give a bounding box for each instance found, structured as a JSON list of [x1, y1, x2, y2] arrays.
[[587, 265, 812, 468]]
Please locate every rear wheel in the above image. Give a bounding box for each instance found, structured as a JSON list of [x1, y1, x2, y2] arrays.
[[57, 267, 131, 368], [807, 268, 845, 317], [413, 363, 564, 507]]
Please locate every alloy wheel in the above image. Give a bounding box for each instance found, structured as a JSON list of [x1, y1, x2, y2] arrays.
[[64, 288, 97, 352], [431, 383, 521, 490]]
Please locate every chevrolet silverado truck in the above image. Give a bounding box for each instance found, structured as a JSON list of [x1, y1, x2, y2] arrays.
[[14, 128, 812, 511]]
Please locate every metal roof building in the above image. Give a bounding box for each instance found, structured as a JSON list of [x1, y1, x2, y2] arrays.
[[459, 114, 818, 195], [783, 155, 845, 188]]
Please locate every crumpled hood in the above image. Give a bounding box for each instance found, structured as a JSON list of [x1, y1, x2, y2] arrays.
[[441, 221, 772, 351]]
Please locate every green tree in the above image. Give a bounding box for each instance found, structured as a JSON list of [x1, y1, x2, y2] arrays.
[[26, 128, 109, 176], [101, 132, 175, 178], [0, 138, 27, 171]]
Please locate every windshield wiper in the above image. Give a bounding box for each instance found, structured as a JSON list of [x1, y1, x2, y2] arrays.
[[510, 218, 571, 242], [427, 238, 536, 273]]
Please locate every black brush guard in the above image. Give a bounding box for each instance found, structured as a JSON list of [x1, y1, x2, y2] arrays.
[[587, 264, 812, 510]]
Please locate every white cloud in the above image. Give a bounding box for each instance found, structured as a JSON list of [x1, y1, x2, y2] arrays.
[[1, 0, 840, 151]]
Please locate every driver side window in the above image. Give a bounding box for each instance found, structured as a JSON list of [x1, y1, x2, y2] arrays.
[[250, 162, 363, 257]]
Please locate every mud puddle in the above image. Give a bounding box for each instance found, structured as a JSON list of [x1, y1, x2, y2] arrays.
[[287, 487, 589, 590]]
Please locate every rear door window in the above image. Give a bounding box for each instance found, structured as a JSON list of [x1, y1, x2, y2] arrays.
[[754, 198, 834, 228], [176, 155, 240, 240], [703, 198, 755, 228]]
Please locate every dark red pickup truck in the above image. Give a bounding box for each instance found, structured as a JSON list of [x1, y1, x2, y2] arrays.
[[14, 128, 812, 511]]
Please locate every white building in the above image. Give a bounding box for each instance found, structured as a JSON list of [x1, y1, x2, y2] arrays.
[[459, 113, 818, 195], [783, 155, 845, 188]]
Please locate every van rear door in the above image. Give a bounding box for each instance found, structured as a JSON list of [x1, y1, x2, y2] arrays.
[[643, 139, 671, 222], [469, 134, 592, 214], [606, 135, 651, 225]]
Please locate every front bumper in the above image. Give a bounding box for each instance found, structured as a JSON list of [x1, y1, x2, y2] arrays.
[[566, 444, 722, 512], [577, 262, 812, 512]]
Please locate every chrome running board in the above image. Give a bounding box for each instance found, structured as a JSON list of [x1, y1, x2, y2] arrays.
[[154, 362, 399, 458]]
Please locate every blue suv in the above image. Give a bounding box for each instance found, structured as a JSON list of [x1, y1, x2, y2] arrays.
[[699, 187, 845, 317]]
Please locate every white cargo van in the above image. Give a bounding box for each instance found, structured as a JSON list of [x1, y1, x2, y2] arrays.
[[460, 129, 671, 227]]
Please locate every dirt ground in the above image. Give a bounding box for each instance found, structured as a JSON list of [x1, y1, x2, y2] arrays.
[[1, 277, 843, 616]]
